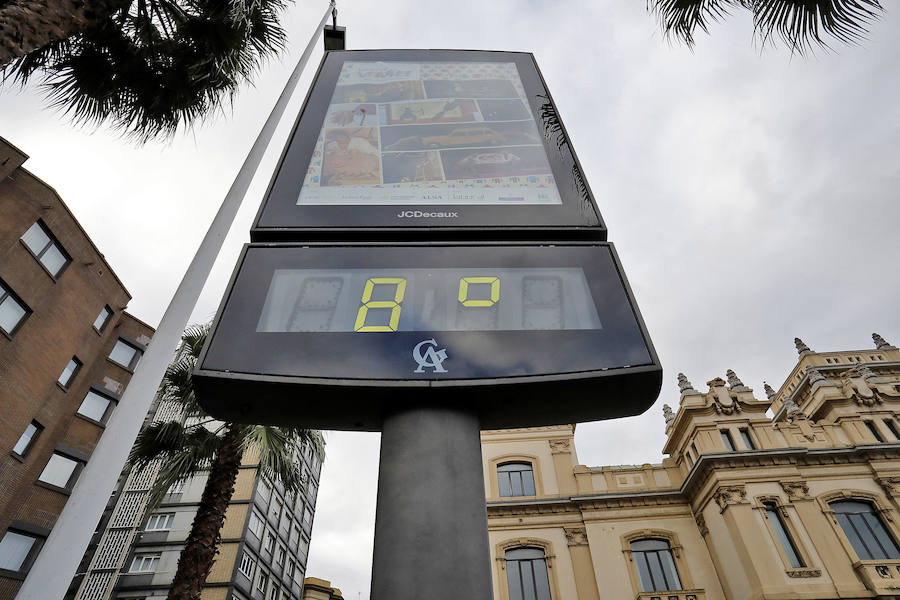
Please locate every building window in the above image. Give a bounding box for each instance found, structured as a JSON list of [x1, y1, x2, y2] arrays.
[[276, 544, 286, 566], [298, 535, 309, 558], [238, 551, 256, 578], [629, 538, 682, 592], [763, 502, 805, 568], [498, 462, 536, 497], [58, 357, 82, 388], [264, 530, 276, 553], [0, 279, 29, 336], [720, 430, 736, 452], [303, 507, 313, 527], [109, 339, 141, 370], [268, 585, 279, 600], [885, 419, 900, 441], [145, 513, 175, 531], [505, 547, 552, 600], [864, 421, 884, 443], [257, 478, 272, 502], [77, 389, 115, 423], [130, 553, 160, 572], [12, 421, 42, 457], [287, 557, 296, 581], [270, 497, 283, 522], [37, 452, 82, 490], [248, 511, 264, 539], [93, 306, 112, 332], [831, 500, 900, 560], [167, 479, 186, 495], [256, 570, 269, 595], [739, 428, 756, 450], [21, 221, 70, 277], [0, 529, 40, 573]]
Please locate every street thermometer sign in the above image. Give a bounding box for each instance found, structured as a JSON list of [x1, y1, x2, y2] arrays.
[[193, 48, 661, 600]]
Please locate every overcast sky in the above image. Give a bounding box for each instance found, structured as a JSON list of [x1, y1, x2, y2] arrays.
[[2, 1, 899, 598]]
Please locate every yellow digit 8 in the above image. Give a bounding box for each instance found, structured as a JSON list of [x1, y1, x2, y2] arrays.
[[354, 278, 407, 332], [458, 276, 500, 307]]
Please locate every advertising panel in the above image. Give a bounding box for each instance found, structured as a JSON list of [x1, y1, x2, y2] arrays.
[[251, 50, 605, 241]]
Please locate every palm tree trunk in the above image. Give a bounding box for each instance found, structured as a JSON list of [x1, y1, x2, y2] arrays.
[[168, 423, 247, 600], [0, 0, 131, 68]]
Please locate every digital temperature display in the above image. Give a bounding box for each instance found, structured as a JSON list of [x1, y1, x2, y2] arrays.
[[257, 268, 602, 333], [194, 243, 661, 430]]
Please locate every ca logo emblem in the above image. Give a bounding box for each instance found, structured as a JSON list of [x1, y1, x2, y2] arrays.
[[412, 339, 449, 373]]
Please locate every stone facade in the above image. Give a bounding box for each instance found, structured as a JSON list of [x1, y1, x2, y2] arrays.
[[301, 577, 344, 600], [0, 137, 154, 600], [483, 336, 900, 600]]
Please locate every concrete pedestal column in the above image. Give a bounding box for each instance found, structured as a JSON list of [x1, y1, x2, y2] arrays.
[[370, 404, 493, 600]]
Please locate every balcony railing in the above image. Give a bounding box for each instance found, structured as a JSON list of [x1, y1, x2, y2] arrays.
[[636, 589, 706, 600], [854, 559, 900, 596]]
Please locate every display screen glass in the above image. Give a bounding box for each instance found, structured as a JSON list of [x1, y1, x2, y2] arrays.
[[297, 60, 562, 206], [257, 267, 601, 333], [201, 244, 652, 382]]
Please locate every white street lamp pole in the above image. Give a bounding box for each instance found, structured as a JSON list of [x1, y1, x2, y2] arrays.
[[16, 4, 335, 598]]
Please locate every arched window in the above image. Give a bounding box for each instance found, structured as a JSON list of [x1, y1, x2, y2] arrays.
[[831, 500, 900, 560], [505, 547, 552, 600], [498, 462, 535, 497], [630, 538, 682, 592]]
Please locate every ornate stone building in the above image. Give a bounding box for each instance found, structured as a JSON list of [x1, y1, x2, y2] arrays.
[[482, 334, 900, 600]]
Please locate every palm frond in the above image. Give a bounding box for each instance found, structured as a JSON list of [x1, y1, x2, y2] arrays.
[[243, 426, 313, 495], [647, 0, 883, 52], [129, 420, 223, 509], [2, 0, 293, 141]]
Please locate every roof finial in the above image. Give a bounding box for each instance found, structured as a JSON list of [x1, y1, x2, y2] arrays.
[[782, 396, 804, 421], [794, 337, 813, 355], [763, 381, 777, 400], [726, 369, 750, 392], [873, 333, 897, 350], [805, 364, 826, 385], [663, 404, 675, 426], [677, 372, 699, 395]]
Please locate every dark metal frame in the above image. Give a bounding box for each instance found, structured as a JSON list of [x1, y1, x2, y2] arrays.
[[193, 241, 661, 430], [250, 49, 606, 242]]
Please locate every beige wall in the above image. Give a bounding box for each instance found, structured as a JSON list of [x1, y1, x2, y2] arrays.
[[485, 341, 900, 600]]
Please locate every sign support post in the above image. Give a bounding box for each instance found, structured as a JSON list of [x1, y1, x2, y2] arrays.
[[370, 405, 493, 600]]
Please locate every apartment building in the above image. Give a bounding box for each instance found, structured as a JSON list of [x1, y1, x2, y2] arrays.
[[0, 136, 154, 600]]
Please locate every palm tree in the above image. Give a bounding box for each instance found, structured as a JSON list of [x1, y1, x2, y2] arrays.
[[127, 323, 322, 600], [0, 0, 293, 140], [647, 0, 884, 53]]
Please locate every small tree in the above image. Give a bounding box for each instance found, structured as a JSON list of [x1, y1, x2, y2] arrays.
[[647, 0, 884, 53], [127, 323, 322, 600]]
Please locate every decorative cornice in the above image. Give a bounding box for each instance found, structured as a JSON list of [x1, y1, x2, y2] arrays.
[[713, 485, 748, 512], [487, 445, 900, 519], [695, 513, 708, 537], [564, 526, 589, 546], [549, 438, 572, 454], [878, 476, 900, 497], [787, 568, 822, 578], [780, 480, 811, 502]]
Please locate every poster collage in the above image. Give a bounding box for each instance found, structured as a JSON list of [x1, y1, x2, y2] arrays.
[[297, 61, 563, 206]]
